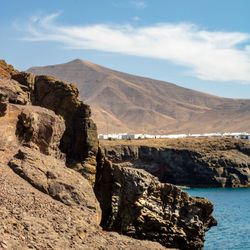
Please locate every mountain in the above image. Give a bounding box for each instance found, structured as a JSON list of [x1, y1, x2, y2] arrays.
[[28, 59, 250, 134]]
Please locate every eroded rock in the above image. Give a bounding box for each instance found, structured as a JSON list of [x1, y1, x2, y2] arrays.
[[16, 107, 65, 158], [33, 75, 99, 183], [0, 60, 18, 79], [95, 158, 217, 250], [8, 147, 101, 223], [0, 79, 30, 105], [0, 92, 8, 117], [102, 139, 250, 187]]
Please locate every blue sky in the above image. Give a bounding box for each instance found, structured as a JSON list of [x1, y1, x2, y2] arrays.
[[1, 0, 250, 98]]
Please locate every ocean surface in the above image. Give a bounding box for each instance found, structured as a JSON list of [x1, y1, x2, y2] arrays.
[[188, 188, 250, 250]]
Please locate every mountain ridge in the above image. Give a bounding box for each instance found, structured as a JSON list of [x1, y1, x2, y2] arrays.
[[28, 59, 250, 134]]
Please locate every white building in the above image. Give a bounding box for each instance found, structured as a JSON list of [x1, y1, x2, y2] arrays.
[[98, 132, 250, 140]]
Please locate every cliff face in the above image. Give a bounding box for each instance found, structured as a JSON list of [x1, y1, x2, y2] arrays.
[[32, 75, 99, 183], [10, 70, 99, 184], [0, 60, 216, 250], [95, 156, 216, 250], [101, 138, 250, 187]]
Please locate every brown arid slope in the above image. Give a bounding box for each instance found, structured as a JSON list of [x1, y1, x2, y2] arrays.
[[101, 137, 250, 187], [0, 60, 216, 250], [28, 59, 250, 134]]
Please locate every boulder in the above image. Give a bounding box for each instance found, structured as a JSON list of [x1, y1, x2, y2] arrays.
[[15, 107, 65, 158], [0, 79, 30, 105]]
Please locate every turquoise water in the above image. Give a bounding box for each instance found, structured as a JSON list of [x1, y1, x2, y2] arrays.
[[188, 188, 250, 250]]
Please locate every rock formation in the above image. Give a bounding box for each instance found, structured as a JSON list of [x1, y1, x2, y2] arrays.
[[32, 75, 99, 184], [0, 60, 216, 249], [101, 138, 250, 187], [95, 157, 216, 250]]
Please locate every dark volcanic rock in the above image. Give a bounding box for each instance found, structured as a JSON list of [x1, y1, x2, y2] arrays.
[[0, 92, 8, 116], [33, 75, 98, 183], [102, 139, 250, 187], [11, 72, 36, 101], [11, 72, 35, 90], [33, 75, 98, 159], [95, 157, 216, 250]]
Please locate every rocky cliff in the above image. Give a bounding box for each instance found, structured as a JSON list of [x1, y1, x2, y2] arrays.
[[12, 71, 99, 184], [101, 138, 250, 188], [95, 157, 216, 250], [0, 60, 216, 249]]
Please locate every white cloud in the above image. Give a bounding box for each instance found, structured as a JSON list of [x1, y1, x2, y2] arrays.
[[19, 13, 250, 82], [131, 0, 147, 9]]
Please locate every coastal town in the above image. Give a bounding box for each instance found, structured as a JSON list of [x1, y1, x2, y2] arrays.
[[98, 132, 250, 140]]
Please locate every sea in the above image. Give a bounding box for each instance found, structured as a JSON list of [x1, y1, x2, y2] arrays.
[[188, 188, 250, 250]]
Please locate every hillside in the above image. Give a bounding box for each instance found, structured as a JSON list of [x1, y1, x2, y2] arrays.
[[0, 60, 216, 249], [28, 59, 250, 134]]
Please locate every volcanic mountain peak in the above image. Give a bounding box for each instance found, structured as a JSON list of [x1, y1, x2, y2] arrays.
[[28, 59, 250, 134]]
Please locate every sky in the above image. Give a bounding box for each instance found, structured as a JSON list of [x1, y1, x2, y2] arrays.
[[1, 0, 250, 98]]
